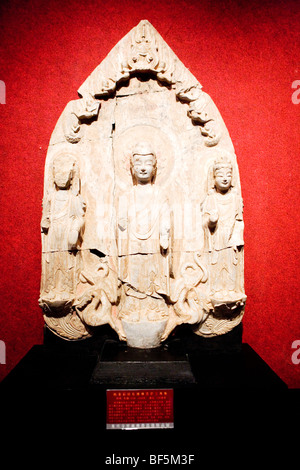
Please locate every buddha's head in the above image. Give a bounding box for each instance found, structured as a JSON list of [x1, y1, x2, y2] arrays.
[[130, 141, 157, 185]]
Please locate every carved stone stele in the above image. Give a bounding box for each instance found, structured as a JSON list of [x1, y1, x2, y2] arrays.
[[40, 20, 246, 346]]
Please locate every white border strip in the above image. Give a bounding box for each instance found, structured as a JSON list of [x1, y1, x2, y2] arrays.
[[107, 422, 174, 430]]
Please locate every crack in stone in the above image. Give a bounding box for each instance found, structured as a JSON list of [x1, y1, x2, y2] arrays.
[[117, 251, 167, 257], [110, 97, 117, 251], [116, 88, 170, 98], [42, 246, 238, 256]]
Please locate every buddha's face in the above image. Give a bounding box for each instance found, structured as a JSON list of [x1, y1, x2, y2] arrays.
[[53, 159, 74, 189], [214, 166, 232, 192], [132, 153, 156, 184]]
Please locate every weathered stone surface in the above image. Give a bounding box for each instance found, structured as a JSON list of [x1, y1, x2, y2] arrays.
[[39, 20, 246, 345]]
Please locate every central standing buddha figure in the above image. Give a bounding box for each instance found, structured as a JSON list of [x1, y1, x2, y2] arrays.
[[117, 142, 171, 324]]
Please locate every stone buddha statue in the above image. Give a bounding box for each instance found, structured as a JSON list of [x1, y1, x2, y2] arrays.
[[117, 141, 171, 346]]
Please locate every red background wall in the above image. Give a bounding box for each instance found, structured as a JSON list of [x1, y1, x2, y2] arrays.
[[0, 0, 299, 387]]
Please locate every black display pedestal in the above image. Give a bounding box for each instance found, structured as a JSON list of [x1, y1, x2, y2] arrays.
[[90, 338, 196, 388], [0, 323, 290, 457], [0, 324, 295, 463], [0, 323, 287, 392]]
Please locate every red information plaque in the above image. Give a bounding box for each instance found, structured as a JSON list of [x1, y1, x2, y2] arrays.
[[106, 389, 174, 430]]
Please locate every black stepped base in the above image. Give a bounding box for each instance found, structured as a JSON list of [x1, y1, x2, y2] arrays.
[[90, 338, 196, 388], [0, 323, 286, 391]]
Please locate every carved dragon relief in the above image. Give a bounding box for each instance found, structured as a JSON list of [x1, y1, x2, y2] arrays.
[[63, 95, 100, 144]]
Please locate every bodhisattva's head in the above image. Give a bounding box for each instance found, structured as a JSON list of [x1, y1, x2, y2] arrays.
[[53, 155, 76, 189], [130, 142, 157, 185], [213, 160, 233, 193]]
